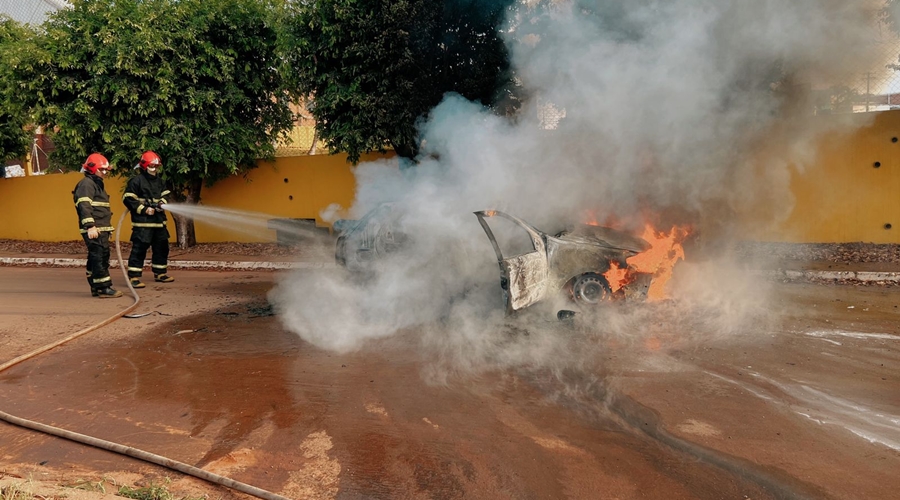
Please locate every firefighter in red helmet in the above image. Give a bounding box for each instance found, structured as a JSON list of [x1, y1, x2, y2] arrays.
[[72, 153, 123, 298], [123, 151, 174, 287]]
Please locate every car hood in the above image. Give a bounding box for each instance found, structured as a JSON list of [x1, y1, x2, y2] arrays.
[[555, 224, 651, 254]]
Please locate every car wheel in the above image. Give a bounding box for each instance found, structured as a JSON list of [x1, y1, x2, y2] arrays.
[[572, 273, 612, 305], [335, 236, 347, 266]]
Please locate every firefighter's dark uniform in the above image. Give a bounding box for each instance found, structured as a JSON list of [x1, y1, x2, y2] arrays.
[[73, 173, 116, 292], [123, 171, 171, 279]]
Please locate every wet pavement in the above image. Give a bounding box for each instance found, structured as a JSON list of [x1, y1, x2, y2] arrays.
[[1, 267, 899, 499]]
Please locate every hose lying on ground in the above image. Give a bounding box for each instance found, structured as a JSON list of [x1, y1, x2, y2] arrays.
[[0, 212, 292, 500], [124, 311, 172, 319], [0, 214, 141, 373]]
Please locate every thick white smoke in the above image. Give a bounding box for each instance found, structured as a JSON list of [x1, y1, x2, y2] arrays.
[[270, 0, 878, 373]]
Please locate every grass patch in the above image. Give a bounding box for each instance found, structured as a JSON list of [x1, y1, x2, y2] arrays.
[[64, 478, 110, 493], [0, 483, 31, 500], [117, 481, 205, 500]]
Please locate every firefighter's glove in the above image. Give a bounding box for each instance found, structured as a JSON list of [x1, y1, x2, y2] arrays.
[[87, 227, 100, 239]]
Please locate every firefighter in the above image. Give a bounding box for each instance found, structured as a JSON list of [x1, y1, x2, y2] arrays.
[[73, 153, 123, 298], [123, 151, 174, 288]]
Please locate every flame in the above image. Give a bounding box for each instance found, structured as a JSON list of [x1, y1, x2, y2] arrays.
[[583, 210, 627, 229], [581, 211, 689, 301], [603, 262, 629, 293], [627, 224, 688, 301]]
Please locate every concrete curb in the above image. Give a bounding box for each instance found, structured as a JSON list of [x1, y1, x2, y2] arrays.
[[2, 257, 898, 280], [0, 257, 338, 271], [757, 269, 900, 283]]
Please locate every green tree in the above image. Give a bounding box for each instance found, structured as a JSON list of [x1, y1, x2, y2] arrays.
[[282, 0, 517, 163], [14, 0, 294, 247], [884, 0, 900, 33], [0, 15, 33, 164]]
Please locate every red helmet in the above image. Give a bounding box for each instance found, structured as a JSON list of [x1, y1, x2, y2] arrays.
[[82, 153, 110, 175], [139, 151, 161, 169]]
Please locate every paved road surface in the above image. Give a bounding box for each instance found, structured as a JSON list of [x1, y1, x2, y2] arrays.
[[1, 267, 898, 499]]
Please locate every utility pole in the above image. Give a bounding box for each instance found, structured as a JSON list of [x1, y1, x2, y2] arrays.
[[866, 72, 871, 112]]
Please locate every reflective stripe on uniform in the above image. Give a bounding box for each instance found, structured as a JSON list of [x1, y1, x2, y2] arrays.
[[81, 218, 95, 225], [161, 190, 171, 197], [137, 204, 145, 214], [151, 264, 167, 269], [75, 197, 92, 205], [123, 193, 139, 199], [91, 201, 110, 207], [92, 276, 111, 284], [127, 267, 143, 272], [132, 222, 165, 228]]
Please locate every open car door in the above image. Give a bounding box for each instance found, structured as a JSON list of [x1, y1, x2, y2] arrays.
[[474, 211, 551, 313]]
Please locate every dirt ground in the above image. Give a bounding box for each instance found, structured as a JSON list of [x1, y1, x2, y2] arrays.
[[1, 266, 898, 500]]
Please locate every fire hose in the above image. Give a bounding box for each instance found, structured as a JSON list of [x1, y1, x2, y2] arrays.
[[0, 212, 291, 500]]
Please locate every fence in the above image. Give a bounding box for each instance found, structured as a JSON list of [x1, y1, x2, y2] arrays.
[[820, 13, 900, 113], [274, 124, 328, 157]]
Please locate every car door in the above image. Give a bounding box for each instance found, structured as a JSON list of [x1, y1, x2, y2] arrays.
[[474, 211, 550, 313]]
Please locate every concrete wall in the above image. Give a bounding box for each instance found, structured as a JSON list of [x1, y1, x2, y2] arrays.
[[2, 109, 900, 244], [0, 170, 131, 242], [0, 152, 391, 243], [194, 153, 378, 242], [759, 110, 900, 243]]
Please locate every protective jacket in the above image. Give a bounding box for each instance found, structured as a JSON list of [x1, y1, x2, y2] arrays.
[[73, 174, 114, 234], [123, 171, 171, 229]]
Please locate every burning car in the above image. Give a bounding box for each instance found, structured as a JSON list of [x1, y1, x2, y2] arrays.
[[475, 210, 686, 314], [333, 203, 407, 272]]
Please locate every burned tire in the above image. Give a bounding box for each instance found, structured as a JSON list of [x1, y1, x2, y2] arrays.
[[335, 235, 348, 267], [572, 273, 612, 305]]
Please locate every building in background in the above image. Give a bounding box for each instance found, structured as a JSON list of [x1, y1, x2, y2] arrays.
[[0, 0, 66, 26], [1, 1, 65, 177]]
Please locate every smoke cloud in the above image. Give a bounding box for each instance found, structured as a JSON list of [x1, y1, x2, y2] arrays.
[[270, 0, 878, 376]]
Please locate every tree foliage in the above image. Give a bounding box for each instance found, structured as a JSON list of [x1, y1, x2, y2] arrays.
[[884, 0, 900, 34], [11, 0, 294, 245], [0, 15, 34, 162], [282, 0, 517, 163], [18, 0, 294, 180]]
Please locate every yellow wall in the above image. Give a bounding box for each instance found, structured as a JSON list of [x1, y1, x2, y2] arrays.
[[3, 113, 900, 244], [0, 171, 131, 242], [194, 152, 387, 242], [761, 111, 900, 243], [0, 152, 392, 243]]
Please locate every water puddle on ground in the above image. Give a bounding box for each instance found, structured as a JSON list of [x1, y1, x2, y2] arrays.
[[0, 304, 801, 499]]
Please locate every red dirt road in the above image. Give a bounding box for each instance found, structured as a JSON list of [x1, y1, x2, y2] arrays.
[[1, 267, 898, 499]]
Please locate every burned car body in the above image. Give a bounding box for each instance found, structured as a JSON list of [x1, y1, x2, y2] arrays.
[[334, 203, 406, 272], [475, 210, 653, 314]]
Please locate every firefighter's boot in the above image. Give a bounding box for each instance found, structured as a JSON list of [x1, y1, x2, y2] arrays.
[[96, 287, 124, 298], [130, 278, 146, 289], [154, 274, 174, 283]]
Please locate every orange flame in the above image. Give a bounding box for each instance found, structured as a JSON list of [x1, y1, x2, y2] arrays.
[[583, 210, 627, 229], [627, 225, 688, 301], [603, 262, 629, 293]]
